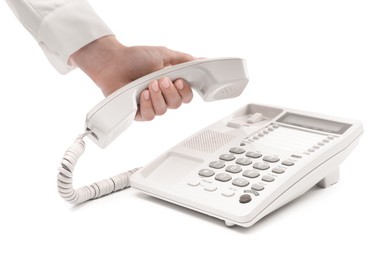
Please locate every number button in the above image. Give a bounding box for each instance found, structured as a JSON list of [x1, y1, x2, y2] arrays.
[[232, 178, 250, 187], [253, 162, 270, 170], [243, 170, 261, 178], [246, 151, 262, 158], [282, 159, 295, 166], [219, 154, 235, 161], [263, 155, 280, 163], [272, 167, 285, 174], [229, 147, 245, 154], [215, 173, 232, 182], [226, 165, 242, 173], [261, 175, 275, 182], [209, 161, 225, 169], [198, 169, 215, 177], [236, 158, 252, 166]]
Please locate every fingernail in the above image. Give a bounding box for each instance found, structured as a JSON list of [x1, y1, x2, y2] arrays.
[[143, 90, 150, 100], [151, 80, 159, 92], [161, 78, 170, 89], [175, 80, 184, 90]]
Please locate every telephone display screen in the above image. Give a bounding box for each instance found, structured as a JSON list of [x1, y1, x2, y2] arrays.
[[277, 113, 351, 134]]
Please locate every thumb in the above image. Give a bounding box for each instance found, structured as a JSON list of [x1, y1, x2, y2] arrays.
[[159, 47, 195, 67]]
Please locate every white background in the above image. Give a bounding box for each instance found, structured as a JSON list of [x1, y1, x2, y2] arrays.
[[1, 0, 389, 259]]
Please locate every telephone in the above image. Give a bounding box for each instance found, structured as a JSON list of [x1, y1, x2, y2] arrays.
[[57, 58, 363, 228]]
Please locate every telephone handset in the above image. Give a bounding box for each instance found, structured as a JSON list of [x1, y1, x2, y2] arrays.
[[85, 58, 249, 148]]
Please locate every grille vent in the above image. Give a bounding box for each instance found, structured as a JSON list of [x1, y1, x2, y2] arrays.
[[181, 130, 236, 153]]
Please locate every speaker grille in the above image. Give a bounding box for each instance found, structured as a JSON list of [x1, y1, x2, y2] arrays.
[[181, 130, 237, 153]]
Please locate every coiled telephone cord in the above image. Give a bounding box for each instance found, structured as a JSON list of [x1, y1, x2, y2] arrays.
[[57, 131, 140, 204]]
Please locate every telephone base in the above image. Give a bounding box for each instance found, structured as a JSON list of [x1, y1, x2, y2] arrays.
[[316, 167, 340, 188]]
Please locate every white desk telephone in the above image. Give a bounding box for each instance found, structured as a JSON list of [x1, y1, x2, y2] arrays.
[[57, 58, 363, 227]]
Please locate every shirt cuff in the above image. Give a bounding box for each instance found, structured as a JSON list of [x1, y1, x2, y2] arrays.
[[37, 0, 113, 74]]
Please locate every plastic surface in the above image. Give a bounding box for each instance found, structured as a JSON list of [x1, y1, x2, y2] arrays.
[[85, 58, 248, 148], [130, 103, 363, 227]]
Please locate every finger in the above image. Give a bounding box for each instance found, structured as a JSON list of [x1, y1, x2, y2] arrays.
[[135, 90, 155, 121], [173, 79, 193, 104], [149, 80, 167, 116], [159, 77, 182, 109], [158, 47, 195, 67]]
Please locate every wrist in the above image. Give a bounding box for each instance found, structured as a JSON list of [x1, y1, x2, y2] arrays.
[[70, 36, 125, 95]]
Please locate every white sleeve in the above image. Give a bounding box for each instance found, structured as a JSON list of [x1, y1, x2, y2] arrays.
[[5, 0, 113, 74]]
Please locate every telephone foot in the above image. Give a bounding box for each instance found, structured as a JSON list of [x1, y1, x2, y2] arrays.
[[316, 167, 340, 188]]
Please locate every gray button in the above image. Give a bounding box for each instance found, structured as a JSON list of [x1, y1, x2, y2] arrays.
[[263, 155, 280, 163], [215, 173, 232, 182], [232, 178, 250, 187], [236, 158, 252, 166], [257, 133, 264, 137], [253, 162, 270, 170], [262, 175, 275, 182], [313, 145, 320, 149], [243, 170, 260, 178], [291, 154, 302, 158], [282, 160, 295, 166], [209, 161, 225, 169], [219, 153, 235, 161], [226, 165, 242, 173], [318, 142, 325, 146], [229, 147, 245, 154], [308, 149, 315, 153], [244, 190, 259, 196], [272, 167, 285, 174], [239, 194, 252, 204], [272, 124, 279, 129], [263, 130, 269, 134], [251, 183, 264, 191], [246, 151, 262, 158], [323, 139, 330, 143], [198, 169, 215, 177]]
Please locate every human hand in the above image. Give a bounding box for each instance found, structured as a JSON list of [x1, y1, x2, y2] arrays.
[[70, 36, 194, 121]]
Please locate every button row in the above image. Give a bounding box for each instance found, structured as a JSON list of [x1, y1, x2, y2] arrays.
[[198, 171, 276, 186], [242, 124, 280, 145], [188, 178, 267, 203], [207, 162, 288, 174], [210, 154, 281, 169], [305, 135, 336, 154], [189, 179, 266, 195]]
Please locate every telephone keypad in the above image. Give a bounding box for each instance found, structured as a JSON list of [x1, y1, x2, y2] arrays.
[[193, 144, 301, 204]]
